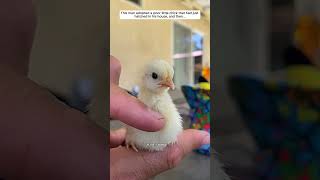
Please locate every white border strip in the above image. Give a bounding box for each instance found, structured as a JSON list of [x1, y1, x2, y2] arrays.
[[120, 10, 201, 20]]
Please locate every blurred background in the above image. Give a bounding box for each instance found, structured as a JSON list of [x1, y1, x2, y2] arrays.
[[213, 0, 320, 179], [110, 0, 213, 179], [29, 0, 108, 129], [28, 0, 320, 179]]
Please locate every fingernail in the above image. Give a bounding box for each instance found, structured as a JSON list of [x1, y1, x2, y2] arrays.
[[201, 132, 210, 144]]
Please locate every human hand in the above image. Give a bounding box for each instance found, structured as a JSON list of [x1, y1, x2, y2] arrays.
[[110, 129, 210, 180]]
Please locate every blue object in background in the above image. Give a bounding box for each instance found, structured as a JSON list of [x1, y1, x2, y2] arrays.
[[131, 85, 140, 97], [309, 128, 320, 153], [228, 75, 320, 179], [50, 78, 94, 114], [181, 85, 211, 156], [70, 78, 94, 113], [195, 144, 210, 156]]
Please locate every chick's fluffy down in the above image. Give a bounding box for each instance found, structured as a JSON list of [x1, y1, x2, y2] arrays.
[[125, 91, 183, 151]]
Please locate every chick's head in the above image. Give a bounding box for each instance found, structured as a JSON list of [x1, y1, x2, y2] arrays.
[[143, 60, 175, 93]]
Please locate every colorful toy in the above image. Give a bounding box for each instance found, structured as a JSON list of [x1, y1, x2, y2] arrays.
[[181, 85, 210, 156], [229, 75, 320, 179], [202, 65, 210, 82]]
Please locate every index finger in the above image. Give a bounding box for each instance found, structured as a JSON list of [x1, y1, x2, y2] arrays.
[[110, 84, 165, 132]]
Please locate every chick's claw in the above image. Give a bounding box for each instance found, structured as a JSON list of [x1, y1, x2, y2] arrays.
[[132, 144, 139, 152], [126, 141, 139, 152]]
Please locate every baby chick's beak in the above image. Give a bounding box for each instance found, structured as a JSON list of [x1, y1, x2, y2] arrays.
[[159, 79, 175, 90]]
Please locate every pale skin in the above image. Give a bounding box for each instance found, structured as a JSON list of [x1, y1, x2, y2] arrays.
[[0, 0, 210, 179]]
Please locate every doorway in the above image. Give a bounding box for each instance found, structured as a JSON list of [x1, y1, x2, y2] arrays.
[[173, 23, 203, 89]]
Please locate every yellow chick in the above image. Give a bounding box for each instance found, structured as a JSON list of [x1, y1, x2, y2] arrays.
[[125, 60, 183, 152]]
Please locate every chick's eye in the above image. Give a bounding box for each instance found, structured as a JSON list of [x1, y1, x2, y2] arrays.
[[151, 72, 158, 79]]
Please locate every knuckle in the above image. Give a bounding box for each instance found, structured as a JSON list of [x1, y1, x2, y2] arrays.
[[110, 103, 120, 119], [110, 87, 121, 118], [111, 57, 122, 74], [166, 146, 183, 169]]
